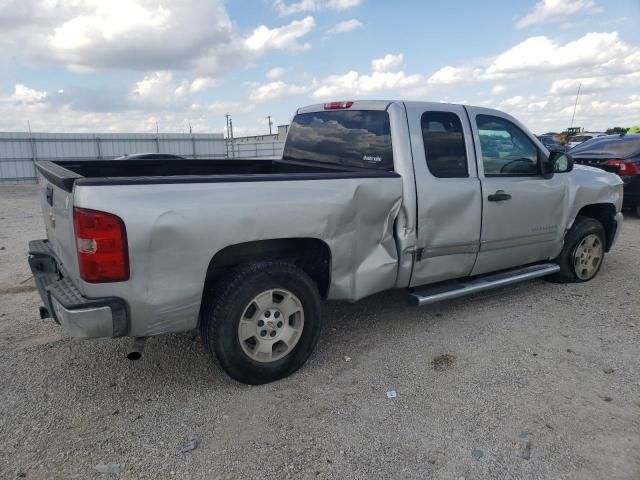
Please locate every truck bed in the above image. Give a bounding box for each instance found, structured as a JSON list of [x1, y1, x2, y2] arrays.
[[36, 158, 398, 192]]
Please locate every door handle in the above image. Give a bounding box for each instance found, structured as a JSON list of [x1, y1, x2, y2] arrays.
[[487, 190, 512, 202]]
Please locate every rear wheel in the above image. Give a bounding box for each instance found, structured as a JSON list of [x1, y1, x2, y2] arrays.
[[201, 261, 322, 384], [552, 216, 606, 283]]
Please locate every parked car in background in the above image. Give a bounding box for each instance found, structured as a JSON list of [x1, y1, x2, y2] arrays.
[[115, 153, 186, 160], [570, 134, 640, 216], [537, 135, 566, 151], [567, 133, 607, 149]]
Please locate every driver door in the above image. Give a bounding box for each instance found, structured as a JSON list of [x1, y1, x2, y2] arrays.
[[466, 107, 566, 275]]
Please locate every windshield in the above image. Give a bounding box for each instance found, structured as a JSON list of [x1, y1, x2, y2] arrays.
[[283, 110, 393, 170]]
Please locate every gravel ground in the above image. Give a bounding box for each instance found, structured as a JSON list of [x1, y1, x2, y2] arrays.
[[1, 185, 639, 480]]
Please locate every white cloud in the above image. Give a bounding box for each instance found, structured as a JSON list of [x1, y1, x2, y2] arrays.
[[249, 80, 312, 102], [0, 80, 255, 133], [313, 70, 423, 99], [0, 0, 316, 75], [274, 0, 360, 15], [499, 95, 526, 108], [266, 67, 286, 79], [372, 53, 404, 73], [491, 84, 507, 95], [130, 72, 187, 107], [245, 16, 315, 53], [550, 77, 602, 95], [190, 77, 220, 92], [485, 32, 638, 77], [528, 100, 549, 111], [43, 0, 234, 72], [549, 72, 640, 95], [494, 93, 640, 133], [427, 66, 472, 85], [326, 19, 363, 37], [9, 84, 48, 104], [516, 0, 601, 29], [190, 101, 255, 115], [49, 1, 171, 51]]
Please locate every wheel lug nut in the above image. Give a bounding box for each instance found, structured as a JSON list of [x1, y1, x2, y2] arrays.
[[264, 311, 271, 318], [277, 321, 283, 328], [270, 331, 276, 337], [260, 330, 267, 337], [274, 311, 280, 318], [258, 320, 264, 327]]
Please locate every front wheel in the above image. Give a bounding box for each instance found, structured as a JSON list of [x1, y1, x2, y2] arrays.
[[552, 216, 606, 283], [201, 261, 322, 384]]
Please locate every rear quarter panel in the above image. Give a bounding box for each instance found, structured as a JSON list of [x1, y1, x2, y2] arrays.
[[73, 177, 403, 336]]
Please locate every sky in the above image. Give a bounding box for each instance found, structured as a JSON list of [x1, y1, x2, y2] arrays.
[[0, 0, 638, 136]]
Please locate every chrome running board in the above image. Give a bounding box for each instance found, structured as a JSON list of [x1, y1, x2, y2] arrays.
[[408, 263, 560, 307]]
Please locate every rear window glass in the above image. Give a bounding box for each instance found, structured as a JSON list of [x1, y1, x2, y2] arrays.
[[570, 135, 640, 157], [283, 110, 393, 170]]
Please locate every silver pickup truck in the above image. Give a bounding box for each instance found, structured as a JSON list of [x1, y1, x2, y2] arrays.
[[28, 100, 624, 384]]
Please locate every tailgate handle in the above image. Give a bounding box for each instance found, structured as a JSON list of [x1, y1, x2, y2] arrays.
[[46, 185, 53, 206]]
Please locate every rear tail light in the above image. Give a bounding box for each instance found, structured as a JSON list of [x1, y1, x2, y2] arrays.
[[324, 101, 353, 110], [73, 207, 129, 283], [606, 159, 640, 175]]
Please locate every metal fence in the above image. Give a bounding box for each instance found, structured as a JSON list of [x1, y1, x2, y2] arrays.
[[0, 132, 285, 184], [227, 140, 285, 159]]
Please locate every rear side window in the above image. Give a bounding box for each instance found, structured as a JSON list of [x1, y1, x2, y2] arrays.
[[421, 111, 468, 178], [283, 110, 393, 170]]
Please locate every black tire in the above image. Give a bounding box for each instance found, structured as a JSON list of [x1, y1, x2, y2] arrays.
[[552, 216, 606, 283], [201, 261, 322, 385]]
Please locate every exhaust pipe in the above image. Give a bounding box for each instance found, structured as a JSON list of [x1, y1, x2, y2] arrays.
[[127, 337, 147, 361]]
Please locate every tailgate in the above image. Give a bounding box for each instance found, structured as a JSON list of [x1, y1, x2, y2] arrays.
[[36, 170, 79, 280]]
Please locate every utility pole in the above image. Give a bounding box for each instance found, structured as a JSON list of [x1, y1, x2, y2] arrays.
[[570, 82, 581, 130], [266, 115, 273, 135], [224, 113, 231, 158], [224, 113, 231, 139], [155, 121, 160, 153], [229, 117, 235, 159], [27, 120, 37, 162]]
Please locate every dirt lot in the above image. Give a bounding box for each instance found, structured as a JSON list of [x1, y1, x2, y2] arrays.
[[1, 185, 639, 480]]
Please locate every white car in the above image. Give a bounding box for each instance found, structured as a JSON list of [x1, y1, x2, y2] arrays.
[[567, 133, 607, 149]]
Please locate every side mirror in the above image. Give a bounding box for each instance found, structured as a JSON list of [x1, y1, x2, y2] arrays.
[[542, 150, 573, 178]]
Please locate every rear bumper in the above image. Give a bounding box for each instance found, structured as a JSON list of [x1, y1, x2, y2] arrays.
[[28, 239, 128, 338]]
